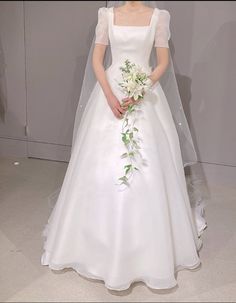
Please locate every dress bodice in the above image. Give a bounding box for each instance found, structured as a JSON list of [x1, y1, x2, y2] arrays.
[[94, 6, 171, 75], [108, 7, 157, 73]]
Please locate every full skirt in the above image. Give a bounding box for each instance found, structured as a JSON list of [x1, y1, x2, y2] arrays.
[[41, 68, 202, 291]]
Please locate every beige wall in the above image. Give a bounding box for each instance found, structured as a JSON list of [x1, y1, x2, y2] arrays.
[[0, 1, 235, 184]]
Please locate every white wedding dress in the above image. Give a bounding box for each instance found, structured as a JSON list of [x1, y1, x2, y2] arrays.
[[41, 6, 203, 291]]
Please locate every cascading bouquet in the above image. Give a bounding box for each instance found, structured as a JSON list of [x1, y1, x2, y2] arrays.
[[117, 59, 153, 186]]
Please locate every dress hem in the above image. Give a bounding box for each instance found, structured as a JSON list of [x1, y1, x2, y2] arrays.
[[41, 251, 202, 292]]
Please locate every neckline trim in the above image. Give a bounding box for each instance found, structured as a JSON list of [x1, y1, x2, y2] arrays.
[[111, 6, 156, 28]]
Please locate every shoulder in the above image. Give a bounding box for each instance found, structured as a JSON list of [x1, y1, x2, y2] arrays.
[[158, 9, 171, 19], [97, 6, 109, 22], [154, 8, 170, 17], [97, 6, 109, 15], [154, 8, 171, 24]]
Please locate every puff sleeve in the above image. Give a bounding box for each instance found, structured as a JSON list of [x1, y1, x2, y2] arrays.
[[154, 10, 171, 48], [94, 7, 109, 45]]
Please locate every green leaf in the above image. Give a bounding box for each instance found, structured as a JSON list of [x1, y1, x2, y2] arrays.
[[128, 104, 135, 113], [133, 127, 139, 132], [125, 166, 132, 175], [124, 164, 132, 169], [121, 152, 128, 158], [122, 136, 130, 145], [132, 140, 141, 149], [118, 175, 129, 185]]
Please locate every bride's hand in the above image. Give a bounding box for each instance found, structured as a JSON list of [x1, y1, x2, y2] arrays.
[[106, 94, 126, 119], [121, 97, 140, 110]]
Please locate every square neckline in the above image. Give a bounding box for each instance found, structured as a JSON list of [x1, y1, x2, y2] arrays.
[[111, 6, 156, 28]]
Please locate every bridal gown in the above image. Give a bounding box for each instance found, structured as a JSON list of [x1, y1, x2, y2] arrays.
[[41, 6, 203, 291]]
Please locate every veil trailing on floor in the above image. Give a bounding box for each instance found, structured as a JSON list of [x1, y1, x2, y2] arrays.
[[47, 1, 207, 236]]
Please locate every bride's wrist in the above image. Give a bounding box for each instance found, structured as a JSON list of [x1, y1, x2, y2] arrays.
[[104, 90, 114, 100], [148, 75, 155, 85], [147, 75, 159, 90]]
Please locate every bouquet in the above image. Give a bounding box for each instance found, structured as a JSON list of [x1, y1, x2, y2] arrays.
[[117, 59, 153, 186]]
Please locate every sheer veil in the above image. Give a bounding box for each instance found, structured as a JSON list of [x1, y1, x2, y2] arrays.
[[48, 1, 207, 236]]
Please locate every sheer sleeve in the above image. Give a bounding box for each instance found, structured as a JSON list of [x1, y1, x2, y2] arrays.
[[94, 7, 109, 45], [154, 10, 171, 48]]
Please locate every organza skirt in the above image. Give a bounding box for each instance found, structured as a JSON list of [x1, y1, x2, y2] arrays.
[[41, 72, 203, 291]]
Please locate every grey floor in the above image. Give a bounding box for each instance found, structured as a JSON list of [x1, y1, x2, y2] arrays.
[[0, 157, 236, 302]]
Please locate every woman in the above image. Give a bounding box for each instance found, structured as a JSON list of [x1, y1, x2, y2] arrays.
[[41, 1, 205, 291]]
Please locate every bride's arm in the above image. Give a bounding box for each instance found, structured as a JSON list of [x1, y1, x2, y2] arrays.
[[92, 44, 125, 118], [92, 44, 113, 99], [148, 47, 169, 85], [92, 7, 125, 119], [148, 9, 171, 86]]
